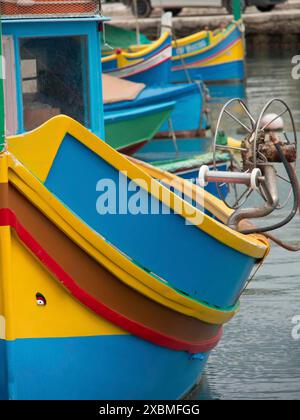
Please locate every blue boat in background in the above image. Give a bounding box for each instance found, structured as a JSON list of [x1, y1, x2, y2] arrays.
[[104, 77, 207, 137], [104, 100, 175, 153], [171, 22, 245, 84], [208, 83, 246, 101], [102, 30, 172, 86], [101, 20, 245, 86]]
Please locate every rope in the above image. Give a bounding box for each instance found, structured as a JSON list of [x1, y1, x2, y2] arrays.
[[167, 118, 179, 154], [171, 20, 215, 134], [236, 258, 265, 302], [264, 233, 300, 252], [172, 30, 192, 85]]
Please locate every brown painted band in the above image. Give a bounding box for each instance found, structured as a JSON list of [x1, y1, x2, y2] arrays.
[[2, 183, 222, 348]]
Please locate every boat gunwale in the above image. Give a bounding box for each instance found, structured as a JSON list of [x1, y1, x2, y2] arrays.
[[102, 30, 171, 63], [104, 100, 175, 123]]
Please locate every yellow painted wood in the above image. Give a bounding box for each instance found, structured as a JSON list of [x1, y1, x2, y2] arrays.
[[5, 231, 127, 340], [0, 226, 14, 340], [172, 21, 243, 62], [0, 152, 8, 183], [186, 39, 244, 68], [102, 31, 171, 68]]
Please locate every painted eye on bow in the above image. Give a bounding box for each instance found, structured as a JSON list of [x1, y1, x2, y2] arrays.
[[36, 293, 47, 306]]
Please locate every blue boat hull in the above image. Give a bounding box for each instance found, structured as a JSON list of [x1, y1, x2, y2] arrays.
[[171, 60, 245, 85], [105, 83, 205, 135], [102, 35, 172, 86], [134, 137, 212, 161], [127, 58, 171, 86], [171, 26, 245, 84], [208, 82, 246, 100], [0, 336, 209, 400]]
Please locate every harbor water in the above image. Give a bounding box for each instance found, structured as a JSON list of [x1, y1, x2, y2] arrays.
[[198, 55, 300, 400]]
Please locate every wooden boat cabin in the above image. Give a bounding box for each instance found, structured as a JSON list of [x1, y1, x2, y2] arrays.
[[1, 0, 105, 138]]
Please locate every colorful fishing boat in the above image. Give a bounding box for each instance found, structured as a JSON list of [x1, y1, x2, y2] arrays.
[[2, 1, 299, 401], [103, 75, 207, 137], [171, 21, 245, 84], [103, 20, 245, 85], [104, 101, 174, 153], [102, 29, 172, 86], [1, 112, 271, 400]]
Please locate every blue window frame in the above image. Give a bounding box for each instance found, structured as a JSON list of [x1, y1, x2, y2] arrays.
[[2, 18, 105, 138]]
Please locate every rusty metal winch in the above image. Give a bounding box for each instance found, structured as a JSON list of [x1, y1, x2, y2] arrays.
[[198, 98, 300, 246]]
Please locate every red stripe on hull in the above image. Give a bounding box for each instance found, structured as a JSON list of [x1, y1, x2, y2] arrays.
[[0, 208, 222, 353]]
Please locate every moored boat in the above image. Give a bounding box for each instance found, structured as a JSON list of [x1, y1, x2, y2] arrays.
[[171, 21, 245, 84], [1, 114, 270, 399], [103, 21, 245, 85], [102, 30, 172, 86], [1, 1, 298, 402], [103, 75, 207, 137], [104, 101, 175, 153]]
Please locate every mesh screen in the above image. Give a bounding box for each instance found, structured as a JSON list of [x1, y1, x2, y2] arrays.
[[0, 0, 101, 18]]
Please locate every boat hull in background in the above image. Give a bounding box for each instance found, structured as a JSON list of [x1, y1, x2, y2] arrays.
[[102, 32, 172, 86], [104, 101, 175, 153], [171, 24, 245, 84], [105, 83, 206, 138]]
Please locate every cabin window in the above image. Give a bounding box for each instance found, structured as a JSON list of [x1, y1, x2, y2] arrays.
[[19, 36, 90, 131]]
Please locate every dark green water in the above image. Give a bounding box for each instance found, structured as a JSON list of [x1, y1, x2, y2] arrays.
[[199, 57, 300, 400]]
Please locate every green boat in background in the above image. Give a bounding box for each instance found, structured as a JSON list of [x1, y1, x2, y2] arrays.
[[102, 74, 175, 154], [104, 101, 175, 154], [101, 23, 151, 55]]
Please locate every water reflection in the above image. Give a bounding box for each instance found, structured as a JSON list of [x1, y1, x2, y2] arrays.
[[198, 57, 300, 400]]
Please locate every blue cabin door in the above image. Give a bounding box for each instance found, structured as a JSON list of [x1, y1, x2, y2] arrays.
[[3, 35, 18, 136]]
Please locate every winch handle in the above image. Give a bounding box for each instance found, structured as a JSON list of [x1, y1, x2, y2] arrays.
[[198, 166, 262, 191]]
